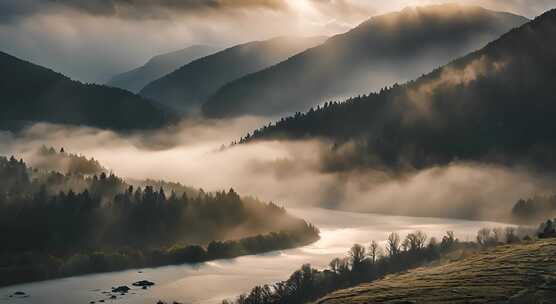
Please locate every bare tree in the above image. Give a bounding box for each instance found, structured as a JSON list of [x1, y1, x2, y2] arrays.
[[386, 232, 401, 257], [329, 257, 341, 273], [441, 231, 457, 249], [406, 231, 428, 251], [338, 257, 350, 275], [368, 240, 382, 264], [349, 244, 366, 270], [477, 228, 493, 247], [402, 238, 410, 252], [415, 231, 428, 249]]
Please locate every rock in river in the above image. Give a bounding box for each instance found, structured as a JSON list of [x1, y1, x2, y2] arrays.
[[112, 286, 130, 293], [132, 280, 155, 287]]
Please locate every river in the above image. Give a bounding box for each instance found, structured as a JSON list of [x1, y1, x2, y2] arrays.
[[0, 208, 510, 304]]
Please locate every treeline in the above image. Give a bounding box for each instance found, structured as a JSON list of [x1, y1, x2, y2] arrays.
[[512, 195, 556, 223], [0, 155, 319, 286], [32, 146, 105, 175], [0, 154, 126, 200], [221, 227, 535, 304], [538, 218, 556, 239], [0, 225, 318, 287], [240, 9, 556, 171]]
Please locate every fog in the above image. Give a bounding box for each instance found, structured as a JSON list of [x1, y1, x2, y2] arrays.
[[1, 117, 555, 222], [404, 55, 508, 118]]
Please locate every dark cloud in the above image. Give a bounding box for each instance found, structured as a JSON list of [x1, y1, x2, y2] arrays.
[[0, 0, 287, 22], [0, 0, 41, 23]]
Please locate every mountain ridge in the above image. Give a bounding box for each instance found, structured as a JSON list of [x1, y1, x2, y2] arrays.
[[0, 51, 171, 131], [202, 4, 528, 118], [107, 45, 218, 93], [242, 8, 556, 170], [139, 36, 327, 114]]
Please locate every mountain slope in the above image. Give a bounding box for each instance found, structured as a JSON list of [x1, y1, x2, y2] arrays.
[[316, 239, 556, 304], [139, 36, 327, 114], [0, 51, 171, 131], [203, 4, 528, 118], [244, 8, 556, 170], [106, 45, 218, 93]]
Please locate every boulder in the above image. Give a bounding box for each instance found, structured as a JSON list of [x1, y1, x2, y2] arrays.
[[132, 280, 155, 287], [112, 286, 130, 293]]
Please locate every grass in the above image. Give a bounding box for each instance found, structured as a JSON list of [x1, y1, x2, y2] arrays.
[[315, 239, 556, 304]]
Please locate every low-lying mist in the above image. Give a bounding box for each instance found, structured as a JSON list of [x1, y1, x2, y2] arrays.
[[1, 117, 554, 222]]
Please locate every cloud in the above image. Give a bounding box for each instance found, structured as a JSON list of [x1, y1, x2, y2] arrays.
[[0, 0, 346, 82], [0, 0, 288, 21], [0, 2, 308, 82], [405, 55, 508, 117]]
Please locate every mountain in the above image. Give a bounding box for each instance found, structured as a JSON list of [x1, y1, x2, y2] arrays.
[[0, 51, 171, 131], [202, 4, 528, 118], [243, 9, 556, 170], [316, 239, 556, 304], [139, 36, 327, 114], [106, 45, 218, 93]]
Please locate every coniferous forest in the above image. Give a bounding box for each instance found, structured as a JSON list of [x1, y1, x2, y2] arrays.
[[0, 151, 318, 286], [2, 2, 556, 304], [243, 9, 556, 171]]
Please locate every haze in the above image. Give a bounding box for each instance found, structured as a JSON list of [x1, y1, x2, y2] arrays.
[[0, 0, 552, 82], [2, 119, 555, 222]]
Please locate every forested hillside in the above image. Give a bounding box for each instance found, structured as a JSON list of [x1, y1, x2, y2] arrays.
[[107, 45, 218, 93], [139, 36, 326, 114], [203, 4, 527, 118], [0, 152, 319, 286], [243, 9, 556, 171], [0, 52, 172, 131]]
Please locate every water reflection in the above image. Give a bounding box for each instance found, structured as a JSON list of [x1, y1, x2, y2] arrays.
[[0, 208, 510, 304]]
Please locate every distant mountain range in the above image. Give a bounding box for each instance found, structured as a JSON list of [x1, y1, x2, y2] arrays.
[[244, 8, 556, 170], [0, 51, 171, 131], [107, 45, 218, 93], [139, 36, 327, 114], [203, 4, 528, 118]]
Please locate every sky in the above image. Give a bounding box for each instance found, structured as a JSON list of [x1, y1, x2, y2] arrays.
[[0, 0, 554, 83]]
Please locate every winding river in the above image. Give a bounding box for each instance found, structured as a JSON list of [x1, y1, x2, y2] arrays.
[[0, 208, 510, 304]]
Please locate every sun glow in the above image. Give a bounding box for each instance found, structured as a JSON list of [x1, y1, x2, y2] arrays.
[[285, 0, 320, 18]]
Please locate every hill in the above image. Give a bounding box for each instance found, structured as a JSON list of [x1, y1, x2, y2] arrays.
[[139, 36, 326, 114], [243, 8, 556, 170], [315, 238, 556, 304], [203, 4, 528, 118], [0, 51, 171, 131], [106, 45, 218, 93]]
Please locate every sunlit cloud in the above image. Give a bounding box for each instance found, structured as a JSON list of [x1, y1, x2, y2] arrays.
[[0, 0, 552, 82]]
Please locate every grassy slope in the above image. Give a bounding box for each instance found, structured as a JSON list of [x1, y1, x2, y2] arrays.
[[316, 239, 556, 304]]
